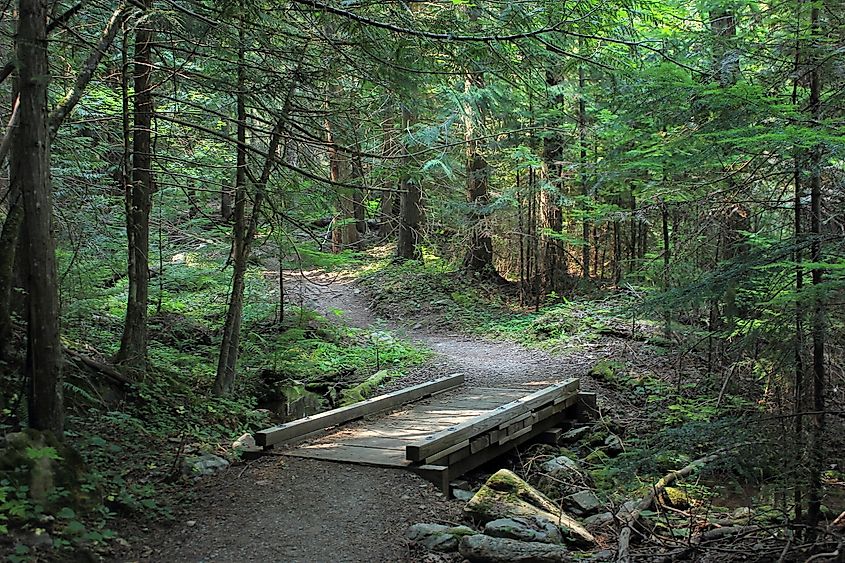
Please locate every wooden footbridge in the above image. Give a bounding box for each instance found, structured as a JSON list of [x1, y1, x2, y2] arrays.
[[254, 374, 596, 493]]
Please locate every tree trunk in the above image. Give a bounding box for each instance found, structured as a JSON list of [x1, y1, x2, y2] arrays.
[[540, 69, 567, 293], [15, 0, 63, 436], [806, 1, 825, 532], [0, 189, 22, 361], [327, 115, 359, 253], [462, 73, 495, 275], [115, 0, 154, 374], [578, 49, 590, 280], [396, 104, 421, 261], [215, 22, 249, 397]]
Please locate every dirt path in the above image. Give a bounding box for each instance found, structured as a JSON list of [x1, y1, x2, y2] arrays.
[[283, 269, 612, 392], [130, 270, 615, 563]]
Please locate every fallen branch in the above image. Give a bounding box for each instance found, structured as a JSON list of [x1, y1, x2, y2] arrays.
[[64, 347, 131, 386], [615, 443, 751, 563]]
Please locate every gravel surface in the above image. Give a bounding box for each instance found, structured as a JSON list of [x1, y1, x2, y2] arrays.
[[122, 270, 625, 562], [123, 457, 463, 563]]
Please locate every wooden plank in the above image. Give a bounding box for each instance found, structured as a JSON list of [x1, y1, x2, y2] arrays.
[[446, 406, 571, 483], [499, 424, 534, 445], [498, 411, 532, 430], [425, 439, 470, 464], [411, 465, 450, 494], [285, 443, 410, 467], [448, 445, 472, 465], [405, 379, 580, 462], [255, 373, 465, 447], [470, 433, 490, 454]]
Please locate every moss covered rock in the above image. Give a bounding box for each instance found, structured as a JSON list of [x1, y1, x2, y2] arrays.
[[659, 486, 692, 509], [464, 469, 595, 547]]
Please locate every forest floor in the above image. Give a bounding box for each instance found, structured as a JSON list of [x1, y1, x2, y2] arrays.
[[117, 265, 844, 562], [123, 269, 634, 562]]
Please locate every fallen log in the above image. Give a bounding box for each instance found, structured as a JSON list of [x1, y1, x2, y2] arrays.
[[64, 347, 131, 386]]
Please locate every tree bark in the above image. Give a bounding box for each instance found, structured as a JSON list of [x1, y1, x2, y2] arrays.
[[326, 102, 359, 253], [396, 104, 421, 261], [578, 46, 590, 280], [462, 73, 495, 275], [115, 0, 154, 374], [806, 0, 825, 532], [215, 22, 249, 397], [15, 0, 63, 436], [540, 69, 567, 293]]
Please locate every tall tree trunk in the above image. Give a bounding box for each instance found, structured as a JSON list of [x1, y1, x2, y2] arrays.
[[115, 0, 154, 373], [327, 103, 359, 253], [378, 111, 398, 239], [578, 47, 590, 280], [396, 104, 421, 261], [791, 6, 805, 523], [806, 1, 825, 531], [463, 73, 495, 275], [15, 0, 63, 435], [541, 69, 567, 293], [215, 21, 248, 397]]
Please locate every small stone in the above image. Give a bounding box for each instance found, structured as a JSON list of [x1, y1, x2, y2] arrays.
[[540, 455, 581, 475], [459, 535, 571, 562], [484, 516, 563, 544], [186, 520, 197, 527], [232, 433, 257, 451], [564, 490, 603, 516], [604, 434, 623, 455], [453, 489, 474, 501], [182, 453, 230, 477], [616, 500, 638, 518]]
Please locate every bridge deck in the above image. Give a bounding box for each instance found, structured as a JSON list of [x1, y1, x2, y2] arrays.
[[284, 387, 527, 467]]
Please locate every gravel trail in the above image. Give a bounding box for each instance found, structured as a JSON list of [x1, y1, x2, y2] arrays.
[[127, 269, 612, 563]]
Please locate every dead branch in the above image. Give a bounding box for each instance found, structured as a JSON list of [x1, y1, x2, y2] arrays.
[[615, 443, 751, 563]]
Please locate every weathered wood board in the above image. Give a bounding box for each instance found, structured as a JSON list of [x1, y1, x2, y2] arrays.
[[278, 379, 592, 494], [285, 386, 527, 465], [255, 373, 465, 447], [405, 379, 580, 462]]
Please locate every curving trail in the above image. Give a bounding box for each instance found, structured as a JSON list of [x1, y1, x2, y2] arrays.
[[128, 270, 621, 563]]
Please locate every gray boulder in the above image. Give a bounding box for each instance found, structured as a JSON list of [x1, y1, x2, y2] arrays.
[[464, 469, 595, 547], [484, 516, 563, 544], [406, 523, 476, 553], [583, 512, 613, 528], [459, 535, 573, 562]]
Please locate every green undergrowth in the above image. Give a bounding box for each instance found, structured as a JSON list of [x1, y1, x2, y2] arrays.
[[357, 248, 514, 329], [1, 242, 428, 557]]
